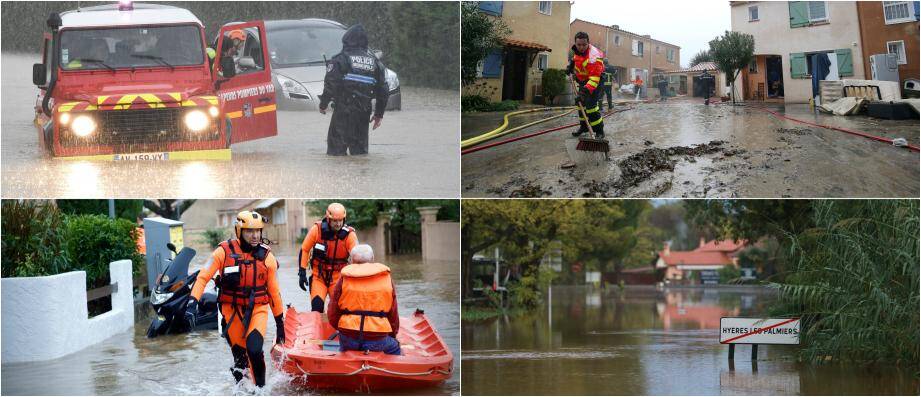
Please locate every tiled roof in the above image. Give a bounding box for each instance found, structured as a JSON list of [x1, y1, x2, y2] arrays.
[[697, 239, 747, 253], [659, 251, 734, 266], [570, 19, 680, 48], [504, 38, 552, 52], [666, 61, 719, 73]]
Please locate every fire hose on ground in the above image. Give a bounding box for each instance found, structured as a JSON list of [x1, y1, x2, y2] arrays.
[[461, 107, 632, 156], [718, 101, 920, 152], [460, 107, 578, 149]]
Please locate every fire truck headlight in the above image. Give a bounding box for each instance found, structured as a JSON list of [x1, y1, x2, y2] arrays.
[[184, 110, 210, 132], [208, 106, 219, 118], [71, 115, 96, 137], [59, 113, 71, 126]]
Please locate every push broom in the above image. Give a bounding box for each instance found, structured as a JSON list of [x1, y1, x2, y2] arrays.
[[569, 77, 610, 156]]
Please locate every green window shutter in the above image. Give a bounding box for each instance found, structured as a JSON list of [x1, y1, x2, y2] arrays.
[[836, 48, 854, 77], [790, 52, 807, 78], [788, 1, 809, 28]]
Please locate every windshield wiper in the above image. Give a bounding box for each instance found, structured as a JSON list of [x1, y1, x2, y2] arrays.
[[80, 58, 115, 73], [132, 54, 175, 71]]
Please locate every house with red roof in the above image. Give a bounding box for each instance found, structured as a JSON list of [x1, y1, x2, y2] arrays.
[[655, 238, 748, 284]]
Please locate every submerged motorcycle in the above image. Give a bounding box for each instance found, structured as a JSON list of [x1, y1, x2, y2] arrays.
[[147, 243, 219, 337]]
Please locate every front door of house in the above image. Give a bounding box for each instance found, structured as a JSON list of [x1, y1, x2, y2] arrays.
[[502, 49, 527, 101]]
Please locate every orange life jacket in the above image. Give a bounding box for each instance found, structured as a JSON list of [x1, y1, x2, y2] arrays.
[[337, 262, 394, 336], [216, 239, 271, 306], [573, 44, 605, 93], [310, 220, 355, 282]]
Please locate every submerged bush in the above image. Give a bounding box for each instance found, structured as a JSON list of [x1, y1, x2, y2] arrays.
[[771, 200, 919, 365]]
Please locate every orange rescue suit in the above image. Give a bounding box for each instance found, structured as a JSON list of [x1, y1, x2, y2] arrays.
[[299, 220, 358, 307], [191, 239, 284, 347], [331, 262, 397, 336], [573, 44, 605, 94]]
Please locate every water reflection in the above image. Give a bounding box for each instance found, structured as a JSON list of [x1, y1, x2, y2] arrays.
[[462, 286, 918, 395]]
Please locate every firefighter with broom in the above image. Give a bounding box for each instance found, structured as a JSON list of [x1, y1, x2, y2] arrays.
[[567, 31, 606, 139]]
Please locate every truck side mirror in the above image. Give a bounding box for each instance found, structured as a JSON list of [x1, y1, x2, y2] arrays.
[[220, 56, 236, 78], [166, 242, 177, 254], [33, 63, 47, 86]]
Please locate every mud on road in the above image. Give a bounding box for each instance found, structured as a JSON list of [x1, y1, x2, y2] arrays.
[[462, 98, 919, 198], [1, 53, 459, 198]]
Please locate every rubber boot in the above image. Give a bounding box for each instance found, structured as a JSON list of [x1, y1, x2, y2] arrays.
[[246, 332, 267, 388], [230, 345, 249, 383], [594, 125, 605, 139]]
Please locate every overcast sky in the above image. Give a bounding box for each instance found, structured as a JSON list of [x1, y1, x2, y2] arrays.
[[570, 0, 732, 68]]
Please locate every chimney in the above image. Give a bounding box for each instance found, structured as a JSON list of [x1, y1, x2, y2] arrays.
[[663, 241, 671, 256], [700, 237, 707, 248]]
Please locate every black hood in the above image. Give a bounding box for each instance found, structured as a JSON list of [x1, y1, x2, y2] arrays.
[[342, 24, 368, 50]]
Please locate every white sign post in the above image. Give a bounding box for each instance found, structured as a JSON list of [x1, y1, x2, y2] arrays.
[[720, 317, 800, 364]]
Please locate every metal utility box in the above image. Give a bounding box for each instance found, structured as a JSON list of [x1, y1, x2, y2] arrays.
[[143, 217, 184, 288]]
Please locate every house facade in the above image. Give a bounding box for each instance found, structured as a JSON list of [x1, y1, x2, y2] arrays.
[[570, 19, 680, 89], [464, 1, 572, 104], [655, 239, 747, 284], [664, 62, 729, 98], [731, 1, 867, 103], [856, 1, 920, 88]]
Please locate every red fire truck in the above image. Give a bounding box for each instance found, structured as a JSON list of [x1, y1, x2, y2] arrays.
[[32, 2, 277, 160]]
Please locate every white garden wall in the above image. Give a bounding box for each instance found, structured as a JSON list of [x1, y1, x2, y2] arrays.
[[1, 260, 134, 364]]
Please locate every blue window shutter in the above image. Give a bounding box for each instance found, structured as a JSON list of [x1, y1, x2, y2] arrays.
[[914, 1, 919, 20], [836, 48, 853, 77], [478, 1, 503, 16], [482, 50, 503, 78]]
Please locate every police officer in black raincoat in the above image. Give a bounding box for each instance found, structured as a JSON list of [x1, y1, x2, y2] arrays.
[[318, 24, 390, 156]]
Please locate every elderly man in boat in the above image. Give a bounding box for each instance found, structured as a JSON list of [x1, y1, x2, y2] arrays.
[[327, 244, 401, 355]]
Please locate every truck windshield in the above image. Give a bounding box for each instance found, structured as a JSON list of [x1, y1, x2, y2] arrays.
[[60, 25, 204, 71], [267, 25, 344, 67]]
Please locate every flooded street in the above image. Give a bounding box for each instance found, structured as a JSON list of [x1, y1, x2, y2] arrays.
[[1, 53, 459, 198], [462, 98, 919, 198], [461, 286, 919, 395], [1, 247, 459, 396]]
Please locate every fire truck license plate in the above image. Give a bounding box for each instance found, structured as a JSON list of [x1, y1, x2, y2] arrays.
[[113, 152, 170, 161]]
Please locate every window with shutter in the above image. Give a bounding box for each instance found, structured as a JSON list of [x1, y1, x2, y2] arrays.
[[835, 48, 853, 76], [789, 2, 810, 27]]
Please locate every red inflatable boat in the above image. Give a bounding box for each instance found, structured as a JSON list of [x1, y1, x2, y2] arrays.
[[270, 307, 453, 392]]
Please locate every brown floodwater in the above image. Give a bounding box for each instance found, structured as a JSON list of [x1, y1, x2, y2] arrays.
[[461, 286, 919, 395], [1, 53, 459, 198], [1, 248, 459, 396]]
